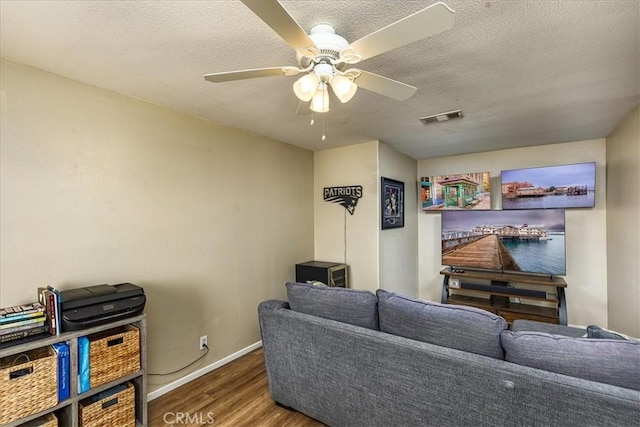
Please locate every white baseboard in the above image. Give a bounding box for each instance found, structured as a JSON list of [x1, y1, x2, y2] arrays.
[[147, 340, 263, 401]]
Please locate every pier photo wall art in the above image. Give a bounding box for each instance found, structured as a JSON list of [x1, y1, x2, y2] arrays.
[[441, 209, 566, 276], [421, 171, 491, 211], [501, 162, 596, 209]]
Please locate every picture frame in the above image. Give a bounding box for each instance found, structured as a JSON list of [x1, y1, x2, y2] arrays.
[[420, 171, 491, 211], [381, 177, 404, 229], [501, 162, 596, 209]]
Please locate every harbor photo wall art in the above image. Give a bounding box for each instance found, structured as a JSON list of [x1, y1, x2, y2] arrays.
[[501, 162, 596, 209], [441, 209, 566, 276], [421, 171, 491, 211]]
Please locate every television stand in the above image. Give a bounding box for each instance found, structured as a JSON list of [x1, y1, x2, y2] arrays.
[[440, 268, 567, 325], [488, 280, 510, 307]]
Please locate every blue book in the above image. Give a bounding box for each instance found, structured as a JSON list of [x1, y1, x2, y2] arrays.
[[78, 336, 91, 393], [52, 341, 70, 401]]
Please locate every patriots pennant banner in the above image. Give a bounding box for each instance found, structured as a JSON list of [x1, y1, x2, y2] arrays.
[[323, 186, 363, 215]]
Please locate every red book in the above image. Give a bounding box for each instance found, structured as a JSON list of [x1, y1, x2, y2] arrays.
[[38, 287, 57, 335]]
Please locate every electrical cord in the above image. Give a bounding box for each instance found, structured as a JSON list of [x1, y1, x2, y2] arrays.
[[344, 207, 347, 265], [148, 344, 209, 376]]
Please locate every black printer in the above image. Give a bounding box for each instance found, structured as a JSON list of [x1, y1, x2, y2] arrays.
[[60, 283, 145, 331]]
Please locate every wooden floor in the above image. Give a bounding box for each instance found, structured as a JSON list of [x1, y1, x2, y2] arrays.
[[148, 348, 324, 427]]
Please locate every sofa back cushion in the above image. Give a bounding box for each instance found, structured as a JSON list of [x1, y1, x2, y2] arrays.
[[586, 325, 639, 341], [286, 282, 379, 330], [501, 330, 640, 390], [376, 289, 508, 359], [510, 319, 586, 338]]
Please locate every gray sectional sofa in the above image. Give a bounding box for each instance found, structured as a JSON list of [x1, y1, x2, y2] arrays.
[[258, 282, 640, 427]]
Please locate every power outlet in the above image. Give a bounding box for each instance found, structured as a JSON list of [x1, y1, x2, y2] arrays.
[[199, 335, 208, 350]]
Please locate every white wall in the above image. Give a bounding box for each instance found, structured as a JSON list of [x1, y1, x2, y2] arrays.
[[417, 139, 607, 327], [606, 106, 639, 336], [379, 142, 419, 297], [0, 60, 315, 393], [314, 142, 379, 292]]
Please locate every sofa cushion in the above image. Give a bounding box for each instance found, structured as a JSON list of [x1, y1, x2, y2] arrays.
[[286, 282, 379, 330], [501, 330, 640, 391], [586, 325, 638, 341], [376, 289, 508, 359], [511, 319, 586, 338]]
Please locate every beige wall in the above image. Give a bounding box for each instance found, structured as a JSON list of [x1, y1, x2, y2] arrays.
[[379, 142, 419, 297], [417, 140, 608, 327], [0, 60, 314, 393], [314, 141, 418, 296], [314, 142, 379, 292], [606, 107, 640, 336]]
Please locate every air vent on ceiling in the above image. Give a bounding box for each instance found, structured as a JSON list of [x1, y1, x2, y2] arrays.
[[420, 110, 463, 124]]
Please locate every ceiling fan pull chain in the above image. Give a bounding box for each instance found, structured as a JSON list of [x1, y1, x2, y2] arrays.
[[322, 113, 326, 141]]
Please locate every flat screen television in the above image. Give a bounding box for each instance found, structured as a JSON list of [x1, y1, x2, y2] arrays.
[[441, 209, 566, 276], [501, 162, 595, 209]]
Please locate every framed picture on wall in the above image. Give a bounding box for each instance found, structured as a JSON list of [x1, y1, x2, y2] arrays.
[[501, 162, 596, 209], [420, 171, 491, 211], [381, 177, 404, 230]]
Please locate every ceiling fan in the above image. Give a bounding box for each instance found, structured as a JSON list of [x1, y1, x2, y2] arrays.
[[204, 0, 455, 114]]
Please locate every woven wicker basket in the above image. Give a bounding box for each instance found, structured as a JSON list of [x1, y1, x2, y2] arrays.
[[21, 412, 58, 427], [79, 382, 135, 427], [0, 346, 58, 424], [88, 325, 140, 388]]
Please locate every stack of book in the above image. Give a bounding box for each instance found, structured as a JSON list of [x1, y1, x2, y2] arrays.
[[0, 302, 49, 346]]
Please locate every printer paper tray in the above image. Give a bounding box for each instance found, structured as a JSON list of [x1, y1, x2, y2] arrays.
[[62, 305, 145, 331]]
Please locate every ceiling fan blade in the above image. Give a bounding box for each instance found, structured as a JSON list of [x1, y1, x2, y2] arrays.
[[241, 0, 317, 56], [204, 66, 302, 83], [354, 70, 417, 101], [341, 2, 454, 63]]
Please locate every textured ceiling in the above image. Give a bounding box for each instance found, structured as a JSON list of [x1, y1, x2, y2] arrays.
[[1, 0, 638, 159]]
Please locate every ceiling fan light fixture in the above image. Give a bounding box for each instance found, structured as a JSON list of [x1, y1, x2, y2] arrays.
[[311, 82, 330, 113], [293, 73, 320, 102], [330, 74, 358, 103], [207, 1, 456, 125]]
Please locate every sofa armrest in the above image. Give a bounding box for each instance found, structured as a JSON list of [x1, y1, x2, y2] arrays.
[[511, 319, 585, 337]]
